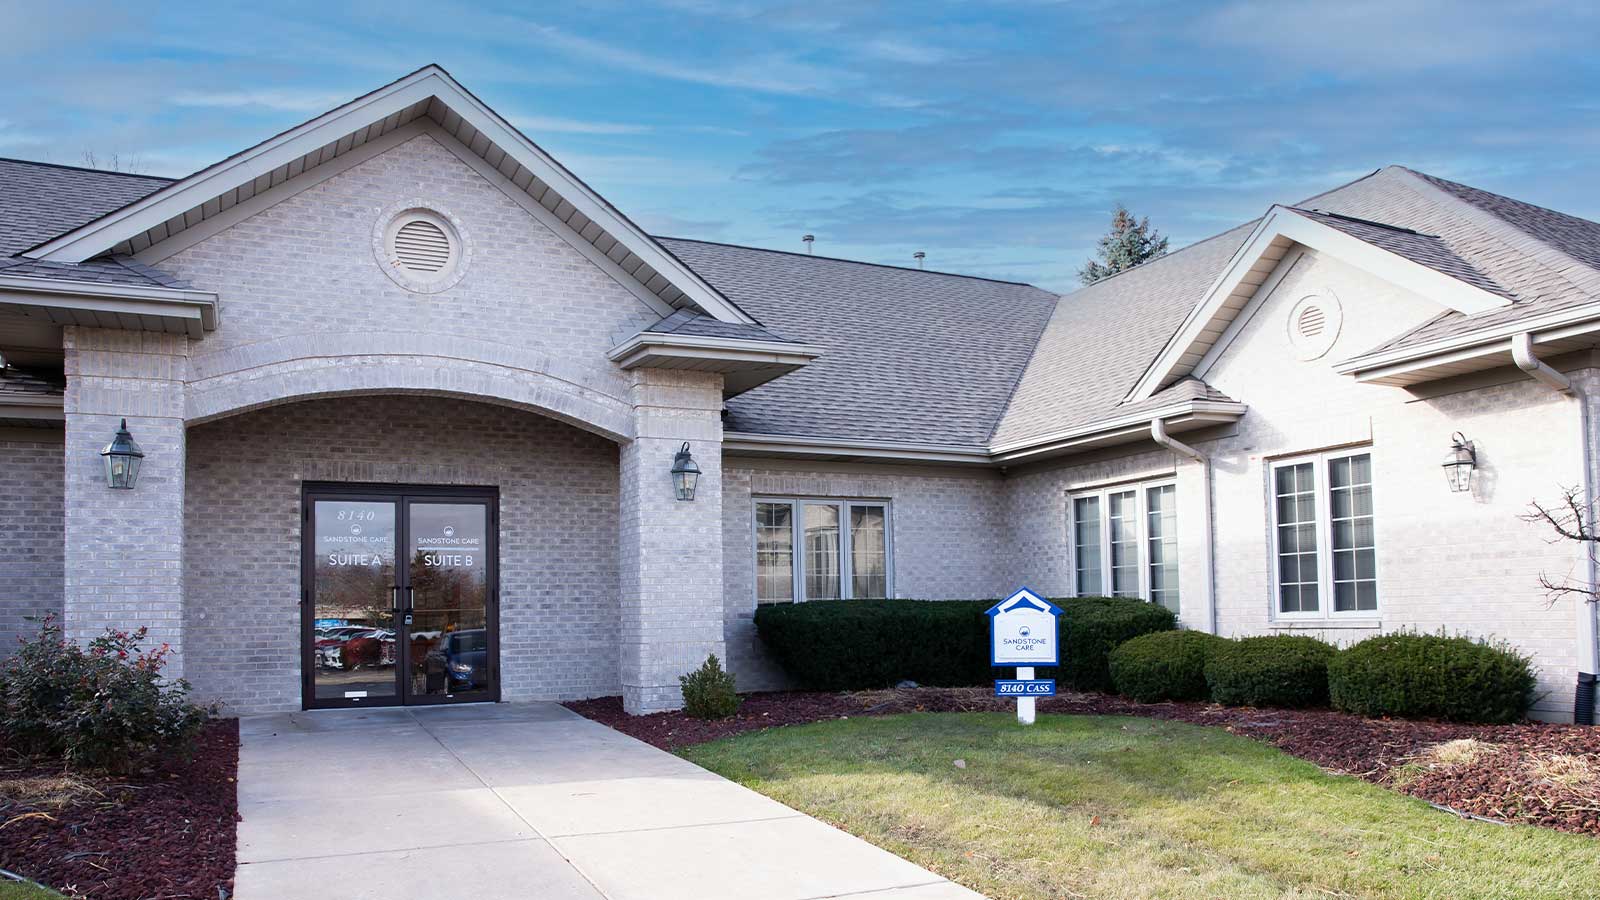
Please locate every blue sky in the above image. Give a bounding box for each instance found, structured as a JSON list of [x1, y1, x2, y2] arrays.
[[2, 0, 1596, 291]]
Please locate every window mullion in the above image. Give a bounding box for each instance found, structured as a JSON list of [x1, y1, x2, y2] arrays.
[[841, 502, 854, 600], [1136, 487, 1150, 602], [792, 501, 806, 603], [1317, 456, 1336, 614], [1099, 489, 1112, 596]]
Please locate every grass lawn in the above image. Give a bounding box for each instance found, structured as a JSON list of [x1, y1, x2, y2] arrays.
[[0, 881, 61, 899], [682, 713, 1600, 900]]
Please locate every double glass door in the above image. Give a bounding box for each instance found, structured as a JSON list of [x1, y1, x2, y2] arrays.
[[302, 485, 498, 708]]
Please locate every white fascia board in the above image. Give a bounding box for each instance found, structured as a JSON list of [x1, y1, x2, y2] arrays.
[[1336, 301, 1600, 381], [607, 332, 823, 368], [0, 275, 219, 336], [28, 66, 758, 326], [722, 431, 992, 465], [0, 393, 64, 410], [1126, 206, 1513, 402], [987, 400, 1247, 464], [725, 399, 1246, 467]]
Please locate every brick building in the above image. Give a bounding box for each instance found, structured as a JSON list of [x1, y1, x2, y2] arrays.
[[4, 67, 1599, 720]]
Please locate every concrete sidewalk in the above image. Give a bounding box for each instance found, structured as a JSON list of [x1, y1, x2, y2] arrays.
[[234, 702, 984, 900]]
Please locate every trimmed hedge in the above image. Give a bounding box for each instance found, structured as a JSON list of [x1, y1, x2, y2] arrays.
[[753, 596, 1174, 692], [1328, 633, 1535, 724], [1059, 598, 1179, 691], [1205, 635, 1335, 709], [1110, 630, 1229, 702]]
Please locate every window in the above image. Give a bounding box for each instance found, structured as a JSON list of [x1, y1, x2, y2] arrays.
[[1270, 451, 1377, 617], [1068, 481, 1179, 611], [754, 499, 892, 603]]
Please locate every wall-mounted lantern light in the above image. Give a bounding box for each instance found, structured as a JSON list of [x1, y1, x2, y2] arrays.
[[101, 418, 145, 490], [1442, 431, 1476, 493], [670, 441, 701, 501]]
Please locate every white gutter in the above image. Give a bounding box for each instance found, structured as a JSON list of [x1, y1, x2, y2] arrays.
[[1150, 417, 1218, 635], [1513, 332, 1599, 722]]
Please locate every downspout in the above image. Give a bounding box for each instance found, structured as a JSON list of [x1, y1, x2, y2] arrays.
[[1512, 332, 1599, 724], [1151, 418, 1218, 635]]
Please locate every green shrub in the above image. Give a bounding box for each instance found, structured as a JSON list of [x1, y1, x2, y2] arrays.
[[1328, 633, 1535, 724], [0, 618, 215, 772], [1060, 597, 1178, 692], [753, 596, 1175, 692], [679, 654, 741, 719], [1205, 635, 1334, 709], [1110, 630, 1229, 702]]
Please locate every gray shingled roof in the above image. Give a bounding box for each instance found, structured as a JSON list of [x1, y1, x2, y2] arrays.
[[0, 158, 170, 258], [993, 224, 1253, 447], [1302, 167, 1600, 353], [996, 166, 1600, 447], [7, 151, 1600, 452], [0, 254, 190, 289], [1290, 208, 1511, 300], [642, 308, 795, 343], [658, 238, 1058, 445]]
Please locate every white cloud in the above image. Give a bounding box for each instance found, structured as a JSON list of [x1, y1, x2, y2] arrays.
[[513, 114, 652, 135], [170, 90, 352, 113], [521, 23, 844, 96]]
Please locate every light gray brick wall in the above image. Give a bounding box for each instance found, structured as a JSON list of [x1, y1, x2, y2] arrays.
[[183, 394, 621, 714], [619, 369, 726, 713], [0, 431, 64, 647], [63, 328, 189, 676], [1005, 250, 1591, 719], [164, 131, 661, 441], [722, 460, 1010, 690]]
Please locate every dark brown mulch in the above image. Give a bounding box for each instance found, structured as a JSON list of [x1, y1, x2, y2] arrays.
[[0, 719, 239, 899], [565, 688, 1600, 836]]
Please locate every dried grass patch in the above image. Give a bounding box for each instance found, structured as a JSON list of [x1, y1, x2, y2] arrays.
[[1423, 738, 1499, 768]]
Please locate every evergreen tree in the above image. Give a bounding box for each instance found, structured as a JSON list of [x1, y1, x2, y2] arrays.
[[1079, 205, 1169, 285]]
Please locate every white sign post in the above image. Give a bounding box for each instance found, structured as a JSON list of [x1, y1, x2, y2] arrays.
[[986, 588, 1061, 725]]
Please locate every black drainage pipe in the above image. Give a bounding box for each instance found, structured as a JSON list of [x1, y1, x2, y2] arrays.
[[1577, 672, 1596, 725]]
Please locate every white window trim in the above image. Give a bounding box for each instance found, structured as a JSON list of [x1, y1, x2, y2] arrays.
[[752, 497, 894, 604], [1268, 449, 1380, 621], [1065, 478, 1177, 605]]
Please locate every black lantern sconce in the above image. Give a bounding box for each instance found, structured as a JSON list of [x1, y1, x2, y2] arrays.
[[1442, 431, 1476, 494], [101, 418, 145, 490], [670, 441, 701, 501]]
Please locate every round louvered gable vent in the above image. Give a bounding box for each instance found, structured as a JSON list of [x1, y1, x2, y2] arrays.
[[1297, 304, 1326, 339], [393, 218, 451, 272], [374, 205, 468, 293], [1287, 294, 1342, 361]]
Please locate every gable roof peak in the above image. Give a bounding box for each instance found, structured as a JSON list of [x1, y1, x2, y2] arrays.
[[20, 64, 759, 326]]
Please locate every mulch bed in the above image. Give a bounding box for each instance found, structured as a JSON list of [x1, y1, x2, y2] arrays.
[[566, 688, 1600, 837], [0, 719, 239, 899]]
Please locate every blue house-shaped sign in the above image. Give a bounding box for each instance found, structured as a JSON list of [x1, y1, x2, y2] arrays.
[[986, 587, 1062, 666]]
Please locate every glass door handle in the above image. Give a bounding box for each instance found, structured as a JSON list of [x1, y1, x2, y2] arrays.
[[391, 585, 400, 611]]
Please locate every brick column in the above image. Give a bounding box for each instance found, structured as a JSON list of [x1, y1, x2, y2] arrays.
[[618, 369, 725, 713], [62, 328, 189, 677]]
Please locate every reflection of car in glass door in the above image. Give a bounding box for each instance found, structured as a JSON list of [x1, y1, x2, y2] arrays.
[[430, 628, 488, 690]]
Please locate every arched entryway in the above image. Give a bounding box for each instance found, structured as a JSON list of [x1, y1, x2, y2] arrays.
[[182, 394, 623, 712]]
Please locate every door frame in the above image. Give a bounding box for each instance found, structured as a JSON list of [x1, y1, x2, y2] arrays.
[[300, 482, 501, 710]]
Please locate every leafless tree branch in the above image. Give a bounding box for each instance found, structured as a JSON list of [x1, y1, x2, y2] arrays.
[[1524, 486, 1600, 607]]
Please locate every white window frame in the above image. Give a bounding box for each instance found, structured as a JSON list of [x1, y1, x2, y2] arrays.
[[1268, 449, 1380, 621], [1065, 479, 1177, 607], [752, 498, 894, 604]]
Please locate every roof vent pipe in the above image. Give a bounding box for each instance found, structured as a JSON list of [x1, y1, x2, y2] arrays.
[[802, 234, 814, 254], [1150, 417, 1217, 635], [914, 251, 926, 269]]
